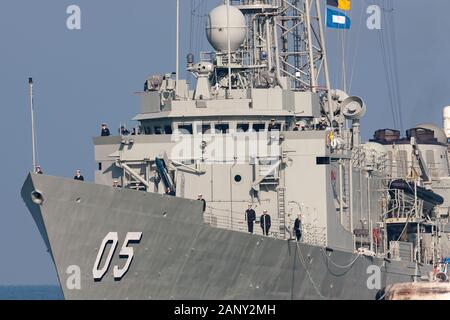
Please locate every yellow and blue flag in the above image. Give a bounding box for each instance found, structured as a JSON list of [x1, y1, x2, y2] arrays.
[[327, 0, 351, 11], [326, 8, 351, 29]]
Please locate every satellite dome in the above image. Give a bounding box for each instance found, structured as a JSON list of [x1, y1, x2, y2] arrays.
[[206, 5, 246, 52], [443, 106, 450, 138], [415, 123, 448, 144]]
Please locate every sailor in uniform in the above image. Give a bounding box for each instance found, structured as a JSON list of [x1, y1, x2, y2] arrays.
[[245, 204, 256, 233], [294, 214, 302, 241], [101, 123, 111, 136], [74, 170, 84, 181], [260, 210, 271, 236]]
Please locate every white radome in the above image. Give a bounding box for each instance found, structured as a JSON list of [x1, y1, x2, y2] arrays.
[[443, 106, 450, 138], [206, 5, 246, 52]]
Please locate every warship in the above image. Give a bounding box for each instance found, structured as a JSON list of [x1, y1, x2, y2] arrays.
[[22, 0, 450, 300]]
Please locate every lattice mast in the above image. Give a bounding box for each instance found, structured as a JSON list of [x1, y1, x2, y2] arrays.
[[228, 0, 333, 120]]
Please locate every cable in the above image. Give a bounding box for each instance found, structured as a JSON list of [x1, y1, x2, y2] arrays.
[[376, 0, 404, 131], [386, 0, 404, 131], [348, 1, 365, 93], [378, 16, 398, 129], [33, 94, 40, 168], [320, 248, 361, 269], [189, 0, 195, 54], [295, 242, 328, 299]]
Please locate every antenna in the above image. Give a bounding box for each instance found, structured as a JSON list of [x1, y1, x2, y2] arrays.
[[29, 77, 37, 172], [227, 0, 232, 94], [175, 0, 180, 98]]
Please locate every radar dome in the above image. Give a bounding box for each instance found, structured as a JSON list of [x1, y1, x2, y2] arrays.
[[443, 106, 450, 138], [206, 5, 246, 52]]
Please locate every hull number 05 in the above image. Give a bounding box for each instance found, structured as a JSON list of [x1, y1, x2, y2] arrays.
[[93, 232, 142, 281]]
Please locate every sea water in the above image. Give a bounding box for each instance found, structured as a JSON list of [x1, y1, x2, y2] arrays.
[[0, 286, 63, 300]]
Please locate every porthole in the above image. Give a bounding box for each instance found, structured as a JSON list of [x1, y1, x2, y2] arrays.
[[234, 175, 242, 183]]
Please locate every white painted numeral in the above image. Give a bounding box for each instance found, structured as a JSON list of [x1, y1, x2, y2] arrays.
[[92, 232, 143, 281], [113, 232, 143, 280], [93, 232, 119, 281]]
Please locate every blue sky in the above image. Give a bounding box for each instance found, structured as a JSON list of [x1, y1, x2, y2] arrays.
[[1, 0, 450, 285]]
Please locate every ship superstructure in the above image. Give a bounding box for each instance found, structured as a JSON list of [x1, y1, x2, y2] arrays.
[[22, 0, 450, 300], [93, 0, 450, 261]]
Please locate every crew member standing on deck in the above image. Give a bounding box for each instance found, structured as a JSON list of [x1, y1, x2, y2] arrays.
[[260, 210, 271, 236], [268, 119, 279, 132], [101, 123, 110, 136], [245, 204, 256, 234], [294, 214, 302, 241], [35, 166, 43, 174], [74, 169, 84, 181], [119, 125, 130, 136], [197, 194, 206, 213]]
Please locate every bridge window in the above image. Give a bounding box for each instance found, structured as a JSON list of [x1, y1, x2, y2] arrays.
[[178, 124, 193, 134], [215, 123, 229, 134], [164, 125, 173, 135], [316, 157, 330, 165], [154, 126, 163, 135], [196, 124, 211, 134], [237, 123, 250, 132], [252, 123, 265, 132]]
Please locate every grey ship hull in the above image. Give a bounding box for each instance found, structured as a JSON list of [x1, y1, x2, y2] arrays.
[[21, 173, 424, 300]]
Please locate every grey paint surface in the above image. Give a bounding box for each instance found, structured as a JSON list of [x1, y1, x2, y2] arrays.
[[22, 174, 428, 300]]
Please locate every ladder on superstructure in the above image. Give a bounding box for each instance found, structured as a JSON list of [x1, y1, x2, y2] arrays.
[[277, 187, 287, 239]]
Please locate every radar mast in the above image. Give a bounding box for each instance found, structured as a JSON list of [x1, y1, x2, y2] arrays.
[[201, 0, 334, 123]]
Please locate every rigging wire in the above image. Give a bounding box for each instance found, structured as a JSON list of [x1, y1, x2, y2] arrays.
[[386, 0, 404, 131], [376, 0, 404, 131], [342, 24, 350, 92], [189, 0, 209, 82], [378, 20, 399, 129], [32, 93, 40, 169], [341, 1, 354, 93], [189, 0, 195, 54], [333, 28, 340, 89], [382, 0, 402, 130], [348, 1, 365, 93]]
